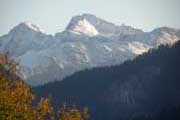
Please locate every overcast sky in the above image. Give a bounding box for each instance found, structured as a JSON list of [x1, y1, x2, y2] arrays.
[[0, 0, 180, 35]]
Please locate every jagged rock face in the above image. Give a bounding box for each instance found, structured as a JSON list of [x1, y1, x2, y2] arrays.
[[0, 14, 180, 86]]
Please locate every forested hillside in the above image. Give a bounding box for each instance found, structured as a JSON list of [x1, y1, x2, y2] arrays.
[[0, 53, 89, 120], [34, 41, 180, 120]]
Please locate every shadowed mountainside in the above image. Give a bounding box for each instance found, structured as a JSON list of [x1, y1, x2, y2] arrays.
[[34, 41, 180, 120]]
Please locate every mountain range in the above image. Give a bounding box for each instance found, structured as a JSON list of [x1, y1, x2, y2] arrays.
[[0, 13, 180, 86]]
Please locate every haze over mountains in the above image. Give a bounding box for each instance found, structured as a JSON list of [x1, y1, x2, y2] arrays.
[[0, 14, 180, 86]]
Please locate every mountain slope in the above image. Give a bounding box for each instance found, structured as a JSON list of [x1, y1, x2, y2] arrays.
[[0, 14, 180, 86], [34, 41, 180, 120]]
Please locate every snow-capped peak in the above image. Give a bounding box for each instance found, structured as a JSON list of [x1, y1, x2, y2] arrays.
[[23, 21, 42, 31], [10, 21, 46, 34], [67, 18, 99, 36], [22, 21, 46, 33], [66, 14, 143, 36]]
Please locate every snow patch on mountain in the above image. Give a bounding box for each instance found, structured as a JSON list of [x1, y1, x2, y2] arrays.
[[103, 45, 112, 52], [155, 31, 179, 46], [68, 18, 99, 36], [22, 21, 46, 33], [128, 42, 150, 55]]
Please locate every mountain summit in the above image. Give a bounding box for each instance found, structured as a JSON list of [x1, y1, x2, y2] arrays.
[[9, 21, 45, 34], [66, 15, 99, 36], [66, 14, 143, 36]]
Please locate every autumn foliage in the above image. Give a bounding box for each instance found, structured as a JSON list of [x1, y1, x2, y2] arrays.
[[0, 53, 88, 120]]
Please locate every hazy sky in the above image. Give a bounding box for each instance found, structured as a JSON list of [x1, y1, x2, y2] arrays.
[[0, 0, 180, 35]]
